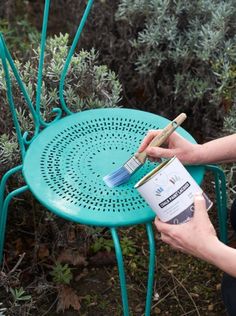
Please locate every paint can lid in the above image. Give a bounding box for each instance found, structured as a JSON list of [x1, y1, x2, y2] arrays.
[[134, 156, 176, 188]]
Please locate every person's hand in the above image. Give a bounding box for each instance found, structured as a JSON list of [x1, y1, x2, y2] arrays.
[[154, 194, 218, 261], [138, 130, 202, 165]]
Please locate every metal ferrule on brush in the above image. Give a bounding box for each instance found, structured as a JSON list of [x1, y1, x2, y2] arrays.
[[103, 113, 187, 187], [124, 156, 142, 174]]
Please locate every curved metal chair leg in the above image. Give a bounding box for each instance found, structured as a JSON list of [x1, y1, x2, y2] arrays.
[[110, 227, 129, 316], [0, 165, 23, 209], [205, 165, 227, 244], [0, 185, 29, 264], [0, 165, 24, 250], [145, 222, 156, 316]]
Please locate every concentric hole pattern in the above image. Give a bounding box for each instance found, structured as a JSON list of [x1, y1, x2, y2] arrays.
[[40, 117, 158, 213]]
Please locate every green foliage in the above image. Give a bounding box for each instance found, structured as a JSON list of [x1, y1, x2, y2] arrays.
[[115, 0, 236, 131], [222, 103, 236, 205], [41, 33, 121, 112], [91, 237, 114, 253], [0, 134, 18, 169], [211, 43, 236, 107], [120, 236, 136, 256], [223, 103, 236, 135], [0, 18, 40, 56], [91, 235, 136, 256], [0, 33, 122, 174], [4, 0, 236, 138], [10, 287, 32, 304], [50, 263, 73, 285]]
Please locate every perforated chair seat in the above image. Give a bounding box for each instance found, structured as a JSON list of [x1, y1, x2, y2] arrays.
[[23, 108, 204, 227]]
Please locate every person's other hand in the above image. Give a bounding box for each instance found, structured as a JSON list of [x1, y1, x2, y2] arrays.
[[138, 130, 202, 165], [154, 194, 217, 261]]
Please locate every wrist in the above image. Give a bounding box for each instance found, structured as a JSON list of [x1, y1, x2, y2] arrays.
[[197, 143, 212, 164], [198, 235, 221, 264], [189, 144, 205, 165], [199, 236, 236, 277]]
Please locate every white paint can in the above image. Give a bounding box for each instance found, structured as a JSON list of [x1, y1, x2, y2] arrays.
[[135, 157, 212, 224]]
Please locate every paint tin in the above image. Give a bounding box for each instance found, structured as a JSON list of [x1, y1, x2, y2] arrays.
[[135, 157, 212, 224]]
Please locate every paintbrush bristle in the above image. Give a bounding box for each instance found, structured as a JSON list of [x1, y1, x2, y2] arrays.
[[103, 156, 142, 187], [103, 166, 131, 188]]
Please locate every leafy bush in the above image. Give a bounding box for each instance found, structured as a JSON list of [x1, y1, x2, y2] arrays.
[[0, 19, 40, 57], [222, 102, 236, 205], [116, 0, 236, 133], [0, 33, 122, 174], [3, 1, 236, 138], [21, 0, 140, 113], [33, 0, 236, 137]]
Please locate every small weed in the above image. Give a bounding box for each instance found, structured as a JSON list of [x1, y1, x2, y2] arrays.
[[98, 298, 110, 310], [50, 262, 73, 285], [91, 235, 136, 256], [91, 237, 114, 253], [120, 236, 136, 256], [10, 287, 32, 304], [82, 293, 97, 306]]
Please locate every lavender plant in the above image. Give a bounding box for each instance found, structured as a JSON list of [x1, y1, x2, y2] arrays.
[[0, 33, 122, 174], [116, 0, 236, 133], [222, 101, 236, 205]]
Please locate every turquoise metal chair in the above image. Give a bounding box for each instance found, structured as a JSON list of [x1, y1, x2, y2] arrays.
[[205, 165, 228, 243], [0, 0, 228, 315]]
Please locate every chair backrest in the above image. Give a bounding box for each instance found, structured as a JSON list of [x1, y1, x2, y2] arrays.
[[0, 0, 94, 160]]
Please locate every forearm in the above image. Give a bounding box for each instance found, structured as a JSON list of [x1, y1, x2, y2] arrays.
[[201, 237, 236, 277], [196, 134, 236, 164]]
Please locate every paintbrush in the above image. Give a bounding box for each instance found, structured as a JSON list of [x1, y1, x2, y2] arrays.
[[103, 113, 187, 188]]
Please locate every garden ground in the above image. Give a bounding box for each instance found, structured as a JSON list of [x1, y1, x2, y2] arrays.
[[0, 170, 231, 316]]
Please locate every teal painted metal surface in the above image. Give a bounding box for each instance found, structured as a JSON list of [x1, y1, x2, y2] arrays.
[[0, 185, 29, 263], [0, 35, 29, 158], [22, 108, 204, 227], [206, 165, 228, 244], [145, 223, 156, 315], [111, 228, 129, 316], [0, 35, 40, 148], [35, 0, 62, 126], [35, 0, 50, 119], [0, 0, 94, 158], [0, 165, 23, 210], [59, 0, 94, 115], [0, 166, 24, 262]]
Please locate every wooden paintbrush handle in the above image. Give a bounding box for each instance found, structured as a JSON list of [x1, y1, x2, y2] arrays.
[[135, 113, 187, 164]]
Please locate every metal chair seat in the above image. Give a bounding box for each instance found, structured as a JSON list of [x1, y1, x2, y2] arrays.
[[23, 108, 205, 227]]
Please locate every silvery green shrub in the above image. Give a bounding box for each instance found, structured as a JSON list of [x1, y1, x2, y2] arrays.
[[0, 33, 122, 174], [115, 0, 236, 132], [222, 101, 236, 205]]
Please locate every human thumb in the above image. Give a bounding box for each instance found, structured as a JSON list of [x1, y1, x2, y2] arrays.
[[145, 146, 175, 159]]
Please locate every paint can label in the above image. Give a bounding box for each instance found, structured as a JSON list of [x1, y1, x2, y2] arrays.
[[135, 157, 212, 224]]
